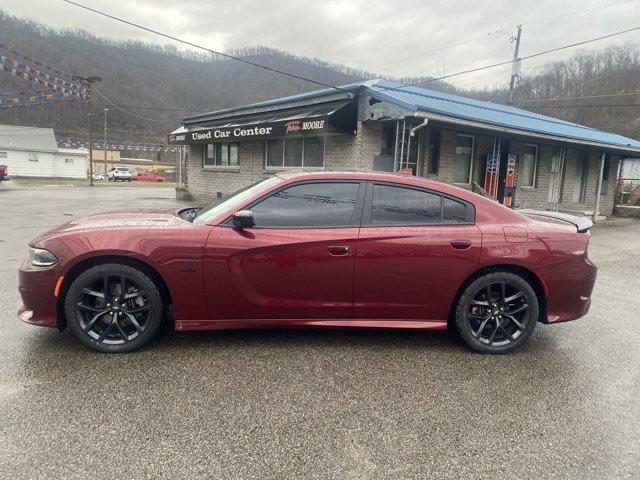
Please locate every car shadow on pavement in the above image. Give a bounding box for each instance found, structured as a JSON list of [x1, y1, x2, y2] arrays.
[[21, 322, 565, 359]]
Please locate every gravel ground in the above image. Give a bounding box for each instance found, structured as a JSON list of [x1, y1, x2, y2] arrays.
[[0, 183, 638, 479]]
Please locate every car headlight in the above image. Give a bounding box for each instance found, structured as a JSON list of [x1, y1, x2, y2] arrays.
[[29, 247, 58, 267]]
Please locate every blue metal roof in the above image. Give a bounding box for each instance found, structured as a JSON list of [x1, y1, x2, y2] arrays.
[[366, 79, 640, 153], [183, 79, 640, 153]]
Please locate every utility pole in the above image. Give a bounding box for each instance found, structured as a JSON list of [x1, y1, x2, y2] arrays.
[[103, 108, 109, 178], [88, 111, 94, 185], [73, 75, 102, 186], [508, 25, 522, 105]]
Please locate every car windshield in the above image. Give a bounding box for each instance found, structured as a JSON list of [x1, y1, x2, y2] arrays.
[[192, 176, 283, 225]]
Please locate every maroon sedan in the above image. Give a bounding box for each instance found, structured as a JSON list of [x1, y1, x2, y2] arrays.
[[132, 172, 165, 182], [18, 171, 596, 354]]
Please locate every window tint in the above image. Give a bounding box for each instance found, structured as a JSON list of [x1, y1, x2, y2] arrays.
[[251, 182, 360, 227], [443, 197, 467, 223], [371, 185, 442, 225]]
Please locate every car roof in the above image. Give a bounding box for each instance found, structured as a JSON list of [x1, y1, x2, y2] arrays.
[[274, 170, 476, 197]]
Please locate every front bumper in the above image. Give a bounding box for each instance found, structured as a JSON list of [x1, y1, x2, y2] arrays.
[[17, 261, 60, 328], [538, 255, 597, 324]]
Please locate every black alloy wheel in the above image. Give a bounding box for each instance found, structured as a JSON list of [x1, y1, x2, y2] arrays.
[[456, 272, 539, 354], [65, 263, 163, 353]]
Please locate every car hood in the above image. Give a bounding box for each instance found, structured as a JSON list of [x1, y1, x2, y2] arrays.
[[35, 208, 188, 240]]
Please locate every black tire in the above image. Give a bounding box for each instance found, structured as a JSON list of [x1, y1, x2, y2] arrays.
[[455, 271, 539, 354], [64, 263, 164, 353]]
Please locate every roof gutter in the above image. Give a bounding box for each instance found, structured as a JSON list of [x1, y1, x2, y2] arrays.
[[417, 110, 640, 155]]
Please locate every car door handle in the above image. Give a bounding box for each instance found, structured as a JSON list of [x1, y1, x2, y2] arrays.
[[328, 246, 350, 256], [450, 239, 472, 250]]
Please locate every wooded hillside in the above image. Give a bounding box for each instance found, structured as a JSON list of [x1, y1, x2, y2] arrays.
[[1, 10, 639, 152]]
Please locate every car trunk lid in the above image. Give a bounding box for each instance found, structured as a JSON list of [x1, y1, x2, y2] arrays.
[[518, 209, 593, 233]]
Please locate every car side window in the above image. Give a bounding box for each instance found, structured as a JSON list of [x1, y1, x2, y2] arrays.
[[443, 197, 467, 223], [250, 182, 361, 228], [371, 184, 442, 225]]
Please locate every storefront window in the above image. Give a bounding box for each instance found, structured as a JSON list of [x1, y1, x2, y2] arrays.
[[304, 137, 324, 167], [266, 137, 325, 168], [203, 142, 239, 167], [266, 140, 284, 167], [284, 138, 303, 167], [521, 144, 538, 187], [453, 135, 474, 184]]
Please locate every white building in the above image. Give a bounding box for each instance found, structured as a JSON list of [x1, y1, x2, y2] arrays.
[[0, 124, 88, 179]]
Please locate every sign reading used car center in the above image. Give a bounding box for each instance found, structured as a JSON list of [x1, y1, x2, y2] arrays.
[[168, 117, 338, 145]]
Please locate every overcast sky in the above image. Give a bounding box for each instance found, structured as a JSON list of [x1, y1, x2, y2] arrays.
[[2, 0, 640, 89]]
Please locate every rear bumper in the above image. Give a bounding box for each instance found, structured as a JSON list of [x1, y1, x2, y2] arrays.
[[17, 262, 59, 328], [538, 255, 597, 324]]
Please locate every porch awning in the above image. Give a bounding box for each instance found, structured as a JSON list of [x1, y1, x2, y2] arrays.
[[168, 99, 356, 145]]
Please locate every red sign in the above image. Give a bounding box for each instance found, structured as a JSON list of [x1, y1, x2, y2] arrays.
[[505, 155, 517, 188], [284, 120, 301, 133], [484, 154, 499, 198]]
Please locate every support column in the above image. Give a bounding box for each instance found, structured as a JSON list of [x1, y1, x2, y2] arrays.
[[592, 151, 606, 223]]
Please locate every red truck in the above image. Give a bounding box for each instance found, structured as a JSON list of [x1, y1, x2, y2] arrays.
[[0, 165, 7, 182]]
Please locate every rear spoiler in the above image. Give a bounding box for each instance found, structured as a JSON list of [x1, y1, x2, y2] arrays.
[[518, 209, 593, 233]]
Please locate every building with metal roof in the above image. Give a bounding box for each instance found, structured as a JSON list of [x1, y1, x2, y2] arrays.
[[169, 79, 640, 217], [0, 124, 88, 179]]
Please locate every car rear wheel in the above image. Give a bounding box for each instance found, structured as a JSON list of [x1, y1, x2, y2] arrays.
[[455, 272, 538, 354], [64, 263, 164, 353]]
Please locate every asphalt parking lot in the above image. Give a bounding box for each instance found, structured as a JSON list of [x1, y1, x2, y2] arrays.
[[0, 182, 638, 479]]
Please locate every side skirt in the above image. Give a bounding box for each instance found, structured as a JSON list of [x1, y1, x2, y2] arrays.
[[175, 319, 448, 331]]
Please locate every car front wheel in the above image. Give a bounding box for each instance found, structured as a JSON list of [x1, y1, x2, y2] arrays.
[[64, 263, 164, 353], [455, 271, 539, 354]]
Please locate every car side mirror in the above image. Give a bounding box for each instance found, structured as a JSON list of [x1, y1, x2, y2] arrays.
[[232, 210, 255, 229]]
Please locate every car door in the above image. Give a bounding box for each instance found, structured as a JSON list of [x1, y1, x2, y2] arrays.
[[203, 180, 365, 320], [353, 182, 482, 321]]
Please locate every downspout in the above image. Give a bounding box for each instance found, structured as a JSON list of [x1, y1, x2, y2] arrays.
[[593, 151, 606, 223], [409, 117, 429, 138], [393, 120, 400, 173], [404, 113, 429, 172], [399, 120, 406, 172]]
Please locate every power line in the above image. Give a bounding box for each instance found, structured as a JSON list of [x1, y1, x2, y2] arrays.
[[384, 24, 640, 91], [527, 103, 640, 109], [92, 87, 177, 123], [517, 92, 640, 103], [92, 103, 200, 112], [62, 0, 344, 92], [368, 31, 506, 72], [367, 0, 638, 74], [520, 0, 639, 27]]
